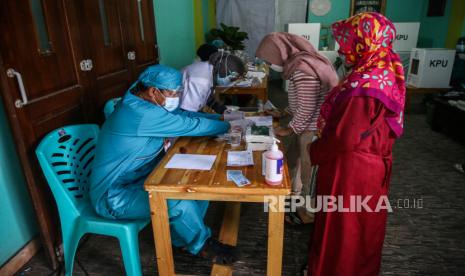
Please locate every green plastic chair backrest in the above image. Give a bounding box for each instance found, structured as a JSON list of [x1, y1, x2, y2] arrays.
[[36, 124, 100, 217]]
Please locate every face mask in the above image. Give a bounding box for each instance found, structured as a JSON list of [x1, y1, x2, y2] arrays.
[[457, 42, 465, 53], [164, 96, 179, 112], [337, 54, 350, 68], [215, 52, 240, 86], [270, 64, 283, 72]]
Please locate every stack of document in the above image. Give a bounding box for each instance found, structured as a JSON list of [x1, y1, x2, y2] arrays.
[[264, 100, 277, 111], [227, 150, 254, 166], [227, 170, 251, 187], [247, 141, 272, 152], [235, 79, 253, 87], [165, 154, 217, 170], [246, 125, 274, 142], [246, 116, 273, 127], [224, 111, 245, 121], [230, 119, 254, 133], [246, 71, 266, 81], [244, 116, 275, 151]]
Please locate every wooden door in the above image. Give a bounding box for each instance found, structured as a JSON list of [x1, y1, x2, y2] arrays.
[[122, 0, 160, 76], [77, 0, 134, 122], [0, 0, 91, 268], [0, 0, 158, 268], [78, 0, 159, 123]]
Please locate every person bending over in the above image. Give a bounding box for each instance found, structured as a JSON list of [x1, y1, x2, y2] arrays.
[[256, 32, 338, 225], [181, 45, 245, 113]]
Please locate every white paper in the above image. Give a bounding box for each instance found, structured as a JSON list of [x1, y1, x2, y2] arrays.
[[165, 154, 217, 170], [264, 100, 277, 110], [230, 119, 254, 132], [246, 116, 273, 127], [234, 79, 253, 87], [246, 71, 266, 80], [224, 111, 245, 121], [227, 150, 254, 166]]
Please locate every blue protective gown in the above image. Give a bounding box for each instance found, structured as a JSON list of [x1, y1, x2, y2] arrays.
[[90, 90, 229, 254]]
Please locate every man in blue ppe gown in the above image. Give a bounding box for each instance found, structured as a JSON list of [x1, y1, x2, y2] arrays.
[[90, 65, 237, 264]]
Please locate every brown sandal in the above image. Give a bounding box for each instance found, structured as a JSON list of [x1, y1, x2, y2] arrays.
[[285, 208, 314, 225]]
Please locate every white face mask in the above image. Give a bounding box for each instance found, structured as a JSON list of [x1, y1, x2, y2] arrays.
[[338, 53, 353, 68], [164, 96, 179, 112], [270, 64, 284, 72]]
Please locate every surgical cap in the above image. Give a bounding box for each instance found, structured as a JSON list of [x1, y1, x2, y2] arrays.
[[132, 64, 182, 91]]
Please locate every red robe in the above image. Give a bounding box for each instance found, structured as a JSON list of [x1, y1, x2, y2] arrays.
[[308, 96, 396, 276]]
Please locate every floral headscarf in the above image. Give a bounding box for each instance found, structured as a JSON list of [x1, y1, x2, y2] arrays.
[[318, 12, 406, 137]]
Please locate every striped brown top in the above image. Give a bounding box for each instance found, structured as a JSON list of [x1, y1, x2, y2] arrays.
[[287, 70, 328, 134]]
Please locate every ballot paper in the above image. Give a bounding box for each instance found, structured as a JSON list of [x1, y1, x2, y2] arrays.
[[224, 111, 245, 121], [230, 119, 254, 133], [227, 170, 251, 187], [227, 150, 254, 166], [246, 71, 266, 81], [246, 116, 273, 127], [165, 154, 216, 170], [227, 170, 242, 181], [235, 79, 253, 87], [231, 172, 251, 187], [264, 100, 277, 110]]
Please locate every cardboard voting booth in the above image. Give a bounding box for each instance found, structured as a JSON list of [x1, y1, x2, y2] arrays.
[[407, 48, 456, 88], [286, 23, 321, 49], [393, 23, 420, 52]]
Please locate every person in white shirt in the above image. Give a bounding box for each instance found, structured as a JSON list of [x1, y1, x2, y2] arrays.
[[181, 44, 245, 113]]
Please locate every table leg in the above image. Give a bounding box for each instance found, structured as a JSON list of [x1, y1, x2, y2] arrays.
[[260, 89, 267, 102], [211, 202, 241, 276], [149, 192, 175, 276], [267, 195, 285, 276], [405, 91, 411, 112]]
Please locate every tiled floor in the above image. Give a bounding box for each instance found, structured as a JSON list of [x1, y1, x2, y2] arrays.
[[17, 83, 465, 275]]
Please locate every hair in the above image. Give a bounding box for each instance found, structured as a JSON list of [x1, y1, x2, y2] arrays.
[[130, 81, 149, 95], [209, 52, 246, 86], [197, 44, 218, 61]]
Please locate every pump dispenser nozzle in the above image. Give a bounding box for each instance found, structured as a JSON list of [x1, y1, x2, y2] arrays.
[[271, 138, 280, 151]]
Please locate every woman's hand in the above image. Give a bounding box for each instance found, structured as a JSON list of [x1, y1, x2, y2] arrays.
[[274, 126, 294, 137], [265, 109, 285, 119]]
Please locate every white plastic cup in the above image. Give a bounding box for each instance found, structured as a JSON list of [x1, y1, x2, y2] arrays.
[[230, 131, 242, 147]]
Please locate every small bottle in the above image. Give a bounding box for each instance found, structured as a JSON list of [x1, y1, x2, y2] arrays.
[[264, 138, 284, 185], [257, 99, 264, 112]]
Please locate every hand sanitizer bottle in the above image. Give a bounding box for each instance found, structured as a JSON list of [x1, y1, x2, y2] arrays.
[[264, 138, 283, 185]]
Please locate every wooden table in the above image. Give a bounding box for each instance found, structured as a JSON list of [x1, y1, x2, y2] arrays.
[[405, 85, 450, 111], [144, 136, 291, 276], [215, 70, 269, 102]]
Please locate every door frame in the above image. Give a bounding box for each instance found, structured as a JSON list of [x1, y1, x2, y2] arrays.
[[0, 0, 160, 269], [0, 53, 60, 268]]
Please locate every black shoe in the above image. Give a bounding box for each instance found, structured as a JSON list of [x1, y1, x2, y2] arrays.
[[198, 238, 239, 265], [454, 163, 465, 174]]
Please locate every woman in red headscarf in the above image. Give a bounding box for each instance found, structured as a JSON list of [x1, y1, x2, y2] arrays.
[[308, 13, 406, 275]]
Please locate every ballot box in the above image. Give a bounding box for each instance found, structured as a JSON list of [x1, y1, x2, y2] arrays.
[[407, 48, 456, 88]]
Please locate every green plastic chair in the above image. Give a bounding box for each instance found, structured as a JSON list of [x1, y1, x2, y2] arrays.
[[35, 124, 149, 276]]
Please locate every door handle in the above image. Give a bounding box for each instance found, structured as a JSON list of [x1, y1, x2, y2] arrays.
[[6, 68, 28, 108], [127, 51, 136, 60]]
